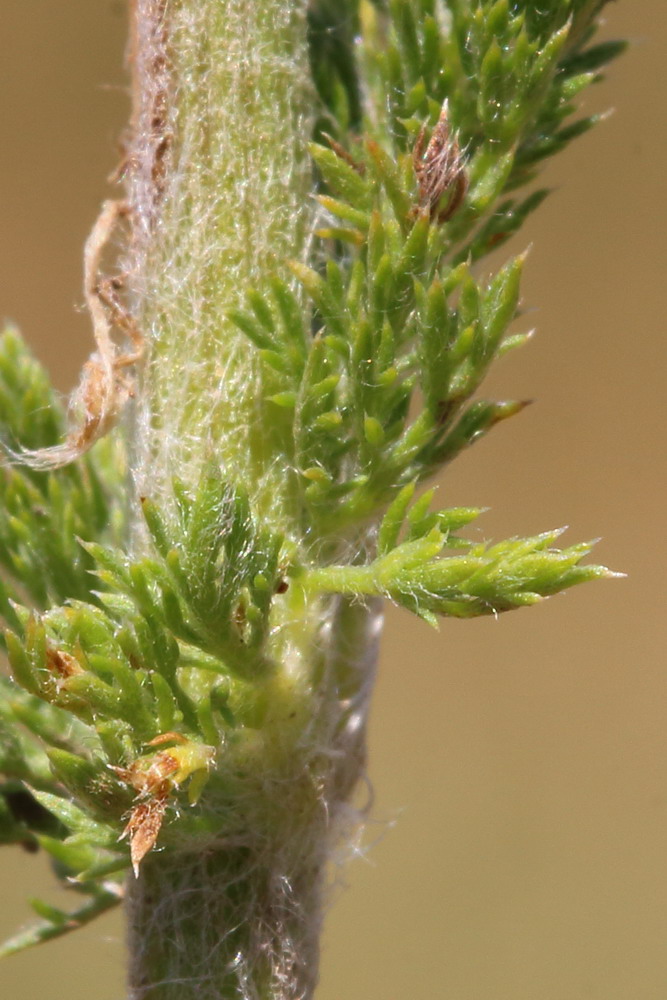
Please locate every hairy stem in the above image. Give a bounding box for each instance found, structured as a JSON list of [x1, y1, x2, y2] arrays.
[[123, 2, 381, 998], [127, 0, 312, 530], [126, 836, 326, 1000]]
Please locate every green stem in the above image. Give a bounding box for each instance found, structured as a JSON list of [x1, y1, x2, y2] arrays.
[[303, 564, 380, 597], [123, 3, 382, 998], [127, 0, 312, 532]]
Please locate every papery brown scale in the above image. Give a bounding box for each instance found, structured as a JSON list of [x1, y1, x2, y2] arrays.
[[413, 101, 468, 223]]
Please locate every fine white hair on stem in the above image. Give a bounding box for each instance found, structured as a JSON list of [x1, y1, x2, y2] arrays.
[[125, 0, 315, 535], [121, 4, 387, 999]]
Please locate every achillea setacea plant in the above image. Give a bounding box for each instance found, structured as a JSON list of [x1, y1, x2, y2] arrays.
[[0, 1, 623, 997]]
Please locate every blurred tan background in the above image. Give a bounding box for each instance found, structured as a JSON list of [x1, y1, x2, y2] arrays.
[[0, 2, 665, 998]]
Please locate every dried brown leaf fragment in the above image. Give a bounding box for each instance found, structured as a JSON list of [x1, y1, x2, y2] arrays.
[[413, 100, 468, 223]]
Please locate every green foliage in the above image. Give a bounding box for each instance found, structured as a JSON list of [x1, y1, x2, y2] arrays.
[[2, 482, 278, 786], [100, 475, 287, 679], [0, 669, 125, 951], [303, 486, 612, 624], [0, 884, 121, 959], [230, 0, 623, 537], [0, 454, 296, 950], [0, 0, 621, 957], [0, 329, 126, 627], [233, 223, 534, 533]]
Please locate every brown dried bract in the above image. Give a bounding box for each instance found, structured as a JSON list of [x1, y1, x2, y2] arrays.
[[121, 780, 171, 877], [45, 646, 83, 681], [44, 644, 84, 699], [114, 750, 180, 797], [413, 101, 468, 224], [114, 737, 216, 875], [146, 731, 188, 748], [115, 750, 181, 877], [7, 200, 145, 470]]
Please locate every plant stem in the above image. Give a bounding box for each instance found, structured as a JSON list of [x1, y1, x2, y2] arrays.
[[126, 841, 326, 1000], [123, 3, 382, 998], [127, 0, 312, 530]]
